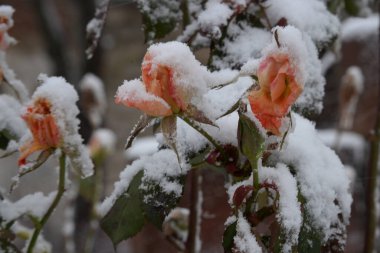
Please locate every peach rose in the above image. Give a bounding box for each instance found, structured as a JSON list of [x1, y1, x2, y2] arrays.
[[19, 98, 61, 165], [248, 53, 303, 135], [115, 52, 189, 117]]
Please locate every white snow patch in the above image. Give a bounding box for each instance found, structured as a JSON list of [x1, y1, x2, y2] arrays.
[[272, 113, 352, 243], [341, 14, 379, 42], [265, 0, 340, 47], [259, 164, 302, 252], [79, 73, 107, 128], [234, 212, 263, 253], [0, 192, 55, 221], [98, 149, 186, 216]]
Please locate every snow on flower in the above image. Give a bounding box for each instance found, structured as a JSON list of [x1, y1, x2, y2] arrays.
[[19, 75, 93, 177], [248, 51, 303, 135], [115, 41, 211, 117], [263, 26, 325, 114], [18, 98, 61, 166]]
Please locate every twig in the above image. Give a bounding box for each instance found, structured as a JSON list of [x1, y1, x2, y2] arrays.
[[179, 115, 223, 155], [185, 169, 203, 253], [27, 154, 66, 253], [364, 88, 380, 253], [85, 0, 111, 60]]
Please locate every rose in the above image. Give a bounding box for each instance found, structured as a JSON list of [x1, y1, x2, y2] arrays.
[[115, 51, 190, 117], [19, 98, 61, 165], [248, 53, 303, 135]]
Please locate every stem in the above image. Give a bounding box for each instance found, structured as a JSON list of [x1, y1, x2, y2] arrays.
[[27, 154, 66, 253], [364, 100, 380, 253], [185, 169, 203, 253], [181, 0, 190, 28], [84, 165, 103, 253], [257, 2, 272, 29], [252, 160, 259, 191], [179, 115, 224, 155]]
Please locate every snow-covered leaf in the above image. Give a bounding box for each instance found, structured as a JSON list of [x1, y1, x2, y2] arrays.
[[0, 129, 13, 150], [138, 0, 181, 42], [223, 220, 237, 253], [140, 174, 185, 229], [100, 171, 145, 245]]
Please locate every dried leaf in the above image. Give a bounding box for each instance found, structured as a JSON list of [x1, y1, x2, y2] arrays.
[[125, 114, 155, 150]]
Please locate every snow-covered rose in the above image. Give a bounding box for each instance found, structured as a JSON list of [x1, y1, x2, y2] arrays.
[[248, 53, 303, 135], [19, 98, 61, 165], [115, 41, 209, 117]]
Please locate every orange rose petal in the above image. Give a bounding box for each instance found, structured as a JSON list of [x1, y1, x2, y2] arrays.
[[18, 99, 61, 165], [270, 73, 287, 102], [118, 96, 172, 117], [248, 53, 303, 136]]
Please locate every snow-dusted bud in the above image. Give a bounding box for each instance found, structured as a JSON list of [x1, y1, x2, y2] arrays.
[[79, 73, 107, 128], [88, 128, 116, 159], [19, 76, 94, 178], [339, 66, 364, 130]]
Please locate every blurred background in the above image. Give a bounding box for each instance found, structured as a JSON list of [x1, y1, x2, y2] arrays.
[[0, 0, 378, 252]]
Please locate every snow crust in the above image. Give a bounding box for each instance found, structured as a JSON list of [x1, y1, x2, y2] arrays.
[[79, 73, 107, 128], [341, 14, 379, 42], [99, 149, 186, 217], [265, 0, 339, 48], [141, 149, 186, 197], [197, 0, 233, 32], [0, 192, 55, 221], [212, 24, 272, 69], [259, 164, 301, 252], [233, 212, 262, 253], [0, 94, 27, 140], [271, 113, 352, 243], [125, 136, 159, 160]]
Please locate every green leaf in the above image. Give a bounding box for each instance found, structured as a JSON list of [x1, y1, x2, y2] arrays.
[[298, 214, 322, 253], [237, 113, 265, 169], [138, 0, 181, 42], [0, 129, 14, 150], [223, 220, 237, 253], [327, 0, 343, 14], [100, 171, 145, 245], [344, 0, 359, 15], [188, 145, 211, 166], [140, 175, 185, 229]]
